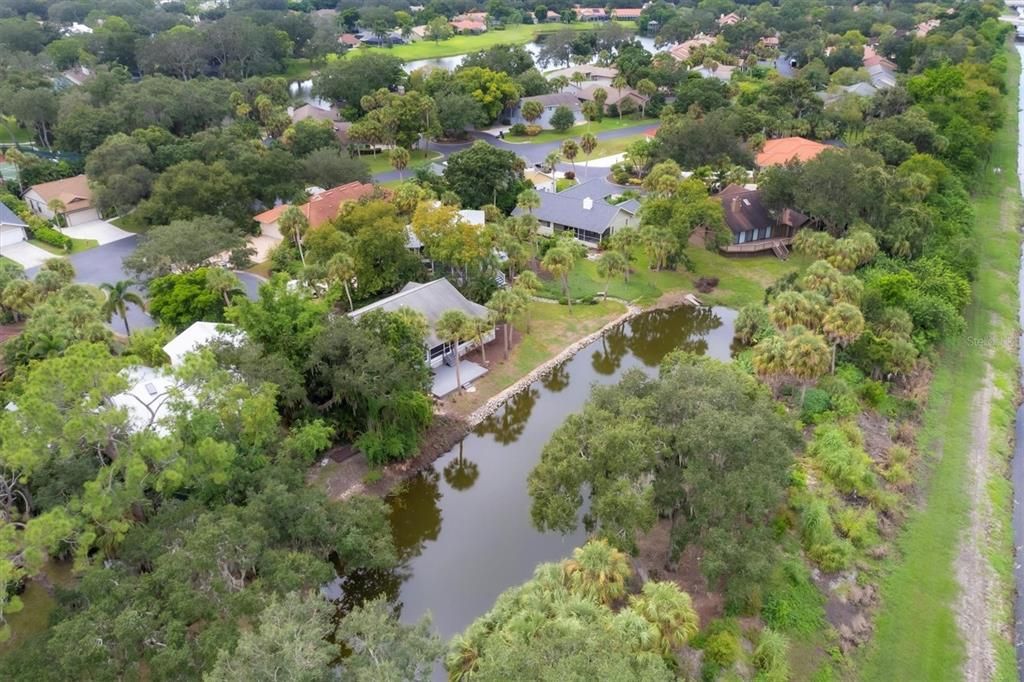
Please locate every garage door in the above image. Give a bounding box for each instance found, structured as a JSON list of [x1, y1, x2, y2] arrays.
[[66, 208, 100, 227]]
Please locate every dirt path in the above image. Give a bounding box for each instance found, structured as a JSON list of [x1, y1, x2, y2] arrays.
[[955, 362, 998, 682]]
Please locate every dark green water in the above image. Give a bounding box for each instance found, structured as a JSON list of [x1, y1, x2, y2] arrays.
[[325, 304, 738, 638]]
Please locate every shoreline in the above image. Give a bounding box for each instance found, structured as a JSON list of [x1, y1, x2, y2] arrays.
[[319, 291, 701, 501]]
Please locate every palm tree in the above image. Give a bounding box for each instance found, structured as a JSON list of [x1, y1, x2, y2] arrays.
[[47, 198, 67, 230], [560, 139, 579, 174], [822, 302, 865, 373], [769, 290, 816, 331], [542, 245, 575, 310], [639, 223, 675, 271], [278, 205, 310, 266], [487, 288, 526, 359], [596, 249, 627, 300], [516, 188, 540, 214], [570, 71, 587, 90], [800, 259, 841, 298], [394, 306, 429, 340], [628, 581, 700, 656], [435, 309, 472, 393], [636, 78, 656, 117], [389, 147, 411, 179], [512, 270, 541, 332], [543, 149, 561, 174], [468, 313, 495, 363], [1, 279, 38, 322], [608, 228, 637, 282], [521, 99, 544, 126], [550, 75, 570, 92], [592, 87, 608, 117], [205, 267, 243, 307], [752, 334, 787, 390], [326, 251, 357, 310], [785, 329, 830, 405], [611, 74, 628, 101], [580, 132, 598, 173], [792, 230, 834, 261], [100, 280, 146, 336], [562, 539, 632, 605]]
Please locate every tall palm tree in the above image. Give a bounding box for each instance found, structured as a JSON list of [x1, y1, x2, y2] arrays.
[[570, 71, 587, 90], [636, 78, 656, 117], [560, 139, 579, 174], [579, 132, 598, 173], [278, 205, 310, 266], [592, 87, 608, 117], [752, 334, 787, 389], [487, 288, 526, 359], [394, 306, 429, 340], [435, 309, 471, 393], [550, 75, 570, 92], [468, 312, 495, 363], [389, 146, 410, 179], [542, 245, 575, 310], [100, 280, 146, 336], [800, 259, 841, 298], [326, 251, 357, 310], [822, 302, 865, 373], [611, 74, 628, 100], [516, 189, 540, 214], [785, 329, 830, 405], [769, 290, 820, 331], [596, 249, 627, 300], [628, 581, 700, 656], [562, 539, 631, 605], [513, 270, 541, 332], [47, 198, 67, 230], [543, 149, 561, 174], [205, 267, 243, 307]]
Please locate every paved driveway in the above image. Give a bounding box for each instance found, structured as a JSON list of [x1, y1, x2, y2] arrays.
[[62, 219, 134, 245], [27, 235, 264, 333], [3, 240, 53, 269]]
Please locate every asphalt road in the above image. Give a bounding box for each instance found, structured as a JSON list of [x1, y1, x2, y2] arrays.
[[26, 235, 265, 333]]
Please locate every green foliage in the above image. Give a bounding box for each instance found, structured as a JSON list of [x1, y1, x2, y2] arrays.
[[337, 596, 444, 681], [697, 619, 742, 667], [549, 105, 576, 131], [800, 387, 832, 423], [752, 628, 791, 682], [807, 422, 877, 496], [761, 559, 826, 635], [147, 268, 226, 330]]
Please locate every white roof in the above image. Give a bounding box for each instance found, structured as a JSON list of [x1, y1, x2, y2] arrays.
[[108, 366, 176, 434], [163, 321, 243, 367]]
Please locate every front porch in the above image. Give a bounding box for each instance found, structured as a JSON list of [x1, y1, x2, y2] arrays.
[[431, 359, 488, 398], [720, 236, 794, 259]]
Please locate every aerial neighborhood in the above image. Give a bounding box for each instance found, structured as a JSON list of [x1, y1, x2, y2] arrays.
[[0, 0, 1018, 680]]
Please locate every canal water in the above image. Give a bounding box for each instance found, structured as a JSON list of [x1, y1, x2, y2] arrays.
[[324, 304, 738, 641], [1013, 44, 1024, 677]]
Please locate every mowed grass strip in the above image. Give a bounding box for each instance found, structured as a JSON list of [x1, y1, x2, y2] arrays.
[[859, 43, 1021, 681]]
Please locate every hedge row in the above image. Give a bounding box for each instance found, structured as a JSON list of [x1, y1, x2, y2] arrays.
[[0, 191, 72, 251]]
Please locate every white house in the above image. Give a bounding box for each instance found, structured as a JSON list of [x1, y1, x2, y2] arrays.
[[511, 179, 640, 246], [163, 321, 244, 366], [23, 174, 99, 226], [0, 202, 28, 248]]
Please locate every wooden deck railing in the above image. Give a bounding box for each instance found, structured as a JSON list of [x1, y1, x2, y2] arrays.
[[720, 236, 794, 254]]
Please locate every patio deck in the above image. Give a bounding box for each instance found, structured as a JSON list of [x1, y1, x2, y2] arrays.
[[432, 359, 488, 397]]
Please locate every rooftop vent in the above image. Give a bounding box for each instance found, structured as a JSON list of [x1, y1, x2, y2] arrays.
[[582, 197, 593, 210]]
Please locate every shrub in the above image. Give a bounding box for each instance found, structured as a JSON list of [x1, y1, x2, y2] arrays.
[[703, 629, 741, 668], [761, 559, 825, 634], [801, 388, 832, 423], [860, 379, 887, 407], [753, 628, 791, 682], [887, 444, 912, 464], [509, 123, 527, 136], [549, 105, 575, 131], [881, 461, 912, 488], [31, 224, 72, 250], [808, 423, 876, 495], [808, 539, 854, 572], [735, 304, 773, 344], [563, 170, 575, 180], [835, 505, 878, 547], [524, 124, 542, 137]]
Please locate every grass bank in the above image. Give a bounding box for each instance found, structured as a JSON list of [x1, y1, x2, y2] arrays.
[[353, 22, 636, 62], [442, 298, 625, 416], [29, 237, 98, 255], [858, 43, 1020, 681], [543, 249, 810, 308], [505, 116, 655, 144]]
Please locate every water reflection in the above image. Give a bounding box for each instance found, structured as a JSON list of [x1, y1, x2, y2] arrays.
[[474, 386, 539, 445], [328, 305, 737, 643]]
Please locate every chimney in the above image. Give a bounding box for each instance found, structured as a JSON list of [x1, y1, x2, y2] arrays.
[[582, 197, 593, 210]]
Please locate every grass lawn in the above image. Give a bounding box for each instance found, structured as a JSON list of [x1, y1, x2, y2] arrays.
[[858, 43, 1020, 682], [281, 57, 317, 80], [29, 237, 98, 255], [246, 260, 273, 278], [363, 149, 441, 175], [353, 22, 635, 62], [443, 298, 626, 416], [505, 116, 654, 145], [555, 178, 577, 191], [540, 249, 809, 308], [0, 115, 32, 144]]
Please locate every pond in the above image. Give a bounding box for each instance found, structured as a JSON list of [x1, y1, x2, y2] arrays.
[[324, 304, 738, 642]]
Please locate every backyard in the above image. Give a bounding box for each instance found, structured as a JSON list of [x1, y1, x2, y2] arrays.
[[538, 248, 810, 308], [352, 21, 636, 62]]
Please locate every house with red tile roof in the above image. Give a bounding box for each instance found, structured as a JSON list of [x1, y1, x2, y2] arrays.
[[253, 182, 378, 235], [611, 7, 642, 19], [669, 33, 715, 62], [755, 137, 828, 167], [450, 18, 487, 33], [717, 12, 741, 26], [338, 33, 362, 47]]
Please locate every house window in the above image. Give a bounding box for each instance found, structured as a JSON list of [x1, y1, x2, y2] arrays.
[[737, 231, 746, 244], [765, 225, 772, 239], [752, 228, 760, 241]]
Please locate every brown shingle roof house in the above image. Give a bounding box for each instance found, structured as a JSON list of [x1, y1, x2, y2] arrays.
[[23, 174, 100, 226], [755, 137, 828, 167], [716, 185, 808, 255]]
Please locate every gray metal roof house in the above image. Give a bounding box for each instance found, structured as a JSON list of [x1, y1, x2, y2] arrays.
[[0, 201, 28, 249], [511, 179, 640, 246]]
